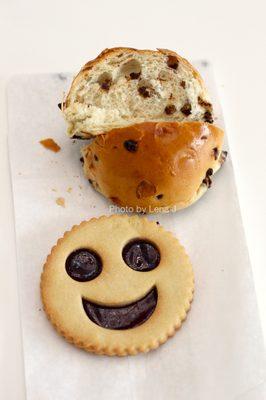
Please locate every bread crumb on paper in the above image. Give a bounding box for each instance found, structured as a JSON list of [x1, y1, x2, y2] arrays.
[[40, 138, 61, 152], [56, 197, 65, 207], [67, 187, 72, 193]]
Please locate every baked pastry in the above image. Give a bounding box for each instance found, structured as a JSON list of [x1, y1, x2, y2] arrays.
[[81, 122, 226, 213], [41, 215, 194, 356], [61, 47, 227, 212], [61, 47, 213, 138]]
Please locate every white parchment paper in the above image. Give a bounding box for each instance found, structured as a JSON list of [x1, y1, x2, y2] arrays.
[[7, 64, 265, 400]]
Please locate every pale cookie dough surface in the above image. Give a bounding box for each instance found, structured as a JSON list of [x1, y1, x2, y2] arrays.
[[41, 215, 194, 356]]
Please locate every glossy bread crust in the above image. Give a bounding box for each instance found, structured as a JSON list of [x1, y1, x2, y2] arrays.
[[82, 121, 224, 212]]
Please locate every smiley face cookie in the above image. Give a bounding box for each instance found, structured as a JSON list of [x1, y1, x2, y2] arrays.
[[41, 215, 194, 356]]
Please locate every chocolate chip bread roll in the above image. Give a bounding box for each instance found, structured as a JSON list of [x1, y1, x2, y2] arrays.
[[81, 122, 226, 213], [61, 47, 227, 212]]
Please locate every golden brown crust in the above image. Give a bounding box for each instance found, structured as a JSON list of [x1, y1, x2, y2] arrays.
[[41, 215, 194, 356], [82, 122, 224, 212]]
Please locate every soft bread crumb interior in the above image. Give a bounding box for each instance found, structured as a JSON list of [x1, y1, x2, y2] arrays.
[[64, 50, 213, 137]]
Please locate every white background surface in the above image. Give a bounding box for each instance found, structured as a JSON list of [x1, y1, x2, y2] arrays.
[[0, 0, 265, 399]]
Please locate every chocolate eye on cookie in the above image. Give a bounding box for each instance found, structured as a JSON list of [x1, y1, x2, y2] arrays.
[[65, 249, 102, 282], [122, 239, 160, 271], [41, 215, 194, 356]]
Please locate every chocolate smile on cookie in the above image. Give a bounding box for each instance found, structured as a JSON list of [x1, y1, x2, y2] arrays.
[[82, 286, 158, 330]]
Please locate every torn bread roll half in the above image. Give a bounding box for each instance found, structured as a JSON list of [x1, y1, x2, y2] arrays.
[[81, 122, 226, 213], [62, 47, 214, 138]]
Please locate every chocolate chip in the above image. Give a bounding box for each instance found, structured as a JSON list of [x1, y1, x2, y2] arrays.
[[80, 157, 84, 164], [124, 140, 138, 152], [202, 168, 213, 188], [138, 86, 151, 98], [181, 102, 192, 116], [203, 176, 212, 188], [167, 55, 179, 70], [65, 249, 102, 282], [94, 154, 99, 161], [201, 135, 208, 140], [156, 221, 160, 225], [88, 179, 93, 184], [213, 147, 219, 160], [220, 150, 228, 164], [130, 72, 141, 79], [198, 96, 212, 108], [101, 79, 112, 91], [180, 80, 186, 88], [204, 111, 214, 123], [58, 101, 67, 110], [164, 105, 176, 115], [122, 240, 160, 271], [156, 194, 163, 199], [71, 135, 87, 140]]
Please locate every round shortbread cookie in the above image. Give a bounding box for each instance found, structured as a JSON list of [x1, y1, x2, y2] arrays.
[[41, 215, 194, 356]]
